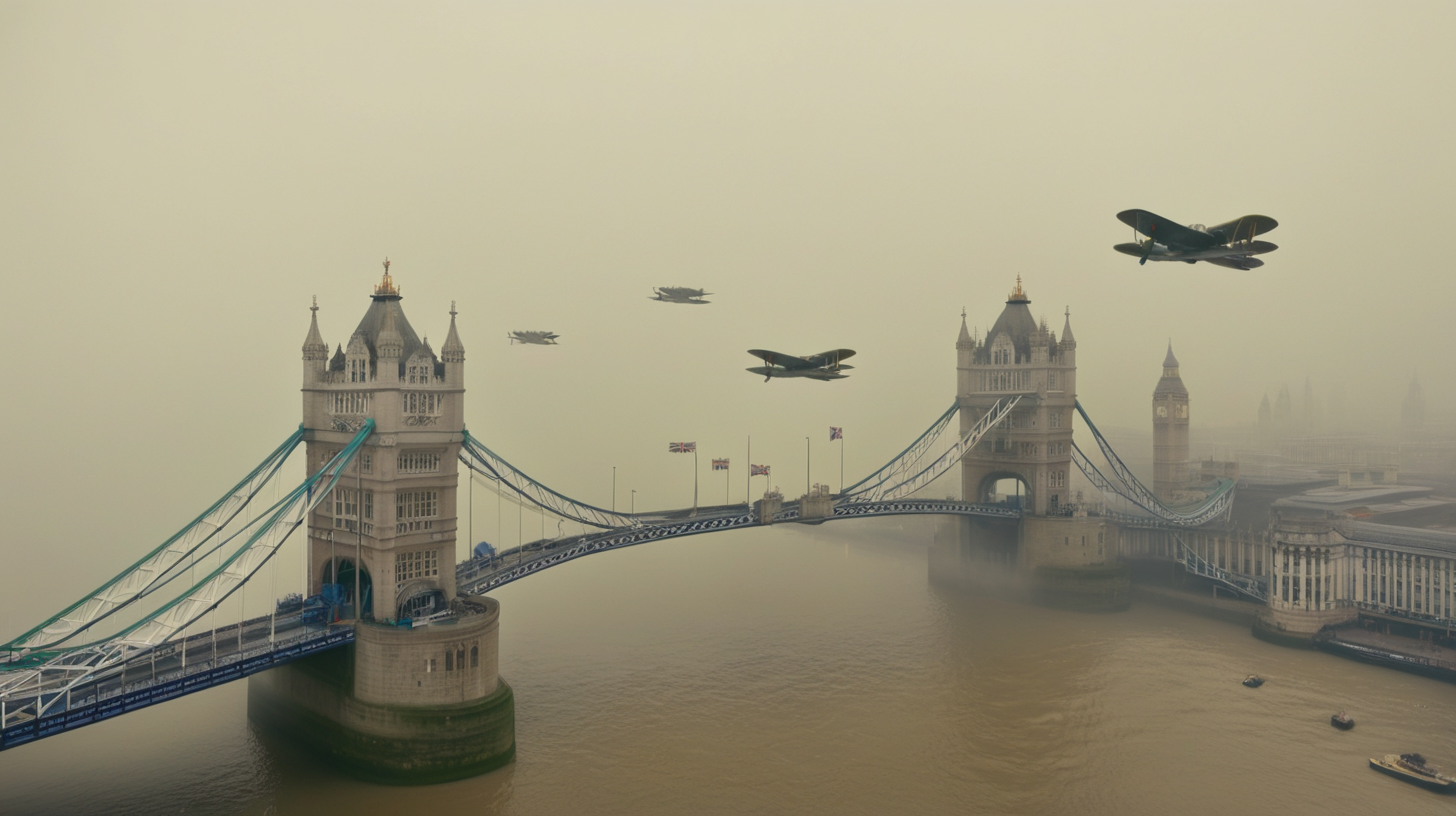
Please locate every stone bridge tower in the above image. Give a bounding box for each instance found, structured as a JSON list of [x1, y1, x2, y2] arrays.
[[957, 277, 1077, 515], [250, 261, 514, 784]]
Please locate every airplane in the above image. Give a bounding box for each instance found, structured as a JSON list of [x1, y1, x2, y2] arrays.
[[1113, 209, 1279, 270], [509, 330, 559, 345], [651, 286, 712, 304], [746, 349, 856, 382]]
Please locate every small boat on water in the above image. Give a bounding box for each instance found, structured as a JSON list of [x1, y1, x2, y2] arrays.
[[1331, 711, 1355, 730], [1369, 753, 1456, 792], [1242, 675, 1264, 688]]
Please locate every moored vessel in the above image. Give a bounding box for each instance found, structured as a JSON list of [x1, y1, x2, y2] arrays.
[[1369, 753, 1456, 792], [1331, 711, 1355, 730], [1242, 674, 1264, 688]]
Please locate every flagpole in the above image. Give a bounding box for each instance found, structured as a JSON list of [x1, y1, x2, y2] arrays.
[[805, 436, 810, 496], [693, 448, 699, 513], [840, 435, 844, 494], [725, 461, 729, 506], [746, 436, 751, 504]]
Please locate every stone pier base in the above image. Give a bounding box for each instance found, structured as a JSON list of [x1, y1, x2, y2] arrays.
[[1252, 605, 1357, 648], [248, 596, 515, 784]]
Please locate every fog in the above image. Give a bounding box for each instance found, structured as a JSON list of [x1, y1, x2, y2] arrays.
[[2, 2, 1454, 625]]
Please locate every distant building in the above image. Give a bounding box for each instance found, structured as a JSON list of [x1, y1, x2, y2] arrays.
[[1152, 344, 1190, 502]]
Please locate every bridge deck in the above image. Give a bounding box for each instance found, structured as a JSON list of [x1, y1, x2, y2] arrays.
[[1, 615, 354, 751]]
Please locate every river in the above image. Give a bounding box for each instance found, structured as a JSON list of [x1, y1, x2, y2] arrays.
[[4, 518, 1456, 815]]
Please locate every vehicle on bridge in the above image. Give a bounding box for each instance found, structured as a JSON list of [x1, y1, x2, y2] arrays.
[[746, 348, 856, 382], [1113, 209, 1278, 270], [509, 330, 559, 345], [651, 286, 711, 304]]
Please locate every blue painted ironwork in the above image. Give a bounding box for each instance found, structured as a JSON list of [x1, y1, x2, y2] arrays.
[[461, 432, 640, 529], [3, 428, 306, 654], [1, 621, 352, 751], [1, 423, 372, 726], [1071, 400, 1234, 526]]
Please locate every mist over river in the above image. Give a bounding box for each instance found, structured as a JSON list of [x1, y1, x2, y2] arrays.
[[4, 519, 1456, 816]]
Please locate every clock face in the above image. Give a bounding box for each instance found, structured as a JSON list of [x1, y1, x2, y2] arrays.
[[1156, 406, 1168, 418]]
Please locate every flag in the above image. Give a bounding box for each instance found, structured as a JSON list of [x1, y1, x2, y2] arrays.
[[751, 464, 770, 477], [712, 458, 729, 471], [669, 442, 696, 453], [830, 426, 843, 441]]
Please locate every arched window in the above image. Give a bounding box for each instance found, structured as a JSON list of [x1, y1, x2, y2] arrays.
[[457, 649, 465, 670], [445, 650, 454, 671], [470, 645, 479, 668]]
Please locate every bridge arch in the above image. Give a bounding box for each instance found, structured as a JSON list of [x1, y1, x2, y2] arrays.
[[976, 471, 1033, 511], [322, 557, 373, 618]]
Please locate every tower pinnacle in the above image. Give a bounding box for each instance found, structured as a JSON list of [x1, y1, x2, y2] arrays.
[[374, 257, 400, 299]]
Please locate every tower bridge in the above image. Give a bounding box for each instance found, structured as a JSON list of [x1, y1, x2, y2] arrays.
[[2, 267, 1448, 778]]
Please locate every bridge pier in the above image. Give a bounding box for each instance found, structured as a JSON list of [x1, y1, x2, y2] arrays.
[[248, 595, 514, 783]]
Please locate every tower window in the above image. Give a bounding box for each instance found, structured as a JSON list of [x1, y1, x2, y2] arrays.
[[397, 451, 442, 474], [395, 548, 439, 582]]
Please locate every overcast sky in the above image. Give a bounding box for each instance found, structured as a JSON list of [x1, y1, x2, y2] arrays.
[[2, 2, 1453, 617]]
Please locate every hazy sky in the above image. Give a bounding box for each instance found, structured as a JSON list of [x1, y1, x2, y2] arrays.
[[2, 2, 1454, 616]]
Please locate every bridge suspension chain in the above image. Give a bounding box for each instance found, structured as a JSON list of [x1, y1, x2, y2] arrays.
[[1071, 401, 1234, 526], [844, 397, 1020, 503], [0, 423, 375, 716], [460, 432, 639, 530], [838, 403, 959, 500], [2, 428, 307, 654]]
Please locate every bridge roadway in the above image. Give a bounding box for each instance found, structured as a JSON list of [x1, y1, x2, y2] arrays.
[[3, 497, 1016, 751], [457, 497, 1020, 596], [1, 613, 352, 751]]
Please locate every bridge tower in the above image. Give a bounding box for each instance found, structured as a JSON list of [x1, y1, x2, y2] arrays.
[[951, 278, 1122, 608], [1152, 343, 1190, 502], [957, 277, 1076, 515], [250, 261, 514, 784]]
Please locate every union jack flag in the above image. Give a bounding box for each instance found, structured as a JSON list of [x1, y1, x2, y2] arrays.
[[712, 458, 729, 471], [750, 464, 770, 477], [669, 442, 696, 453], [829, 426, 843, 440]]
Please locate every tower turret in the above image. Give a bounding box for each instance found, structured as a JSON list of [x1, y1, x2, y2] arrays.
[[442, 301, 465, 387], [302, 296, 329, 382]]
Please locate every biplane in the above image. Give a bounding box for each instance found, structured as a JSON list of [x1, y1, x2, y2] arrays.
[[651, 287, 712, 304], [1114, 209, 1279, 270], [509, 330, 559, 345], [746, 349, 856, 382]]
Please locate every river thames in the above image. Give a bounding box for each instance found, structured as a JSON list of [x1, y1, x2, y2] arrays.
[[4, 518, 1456, 815]]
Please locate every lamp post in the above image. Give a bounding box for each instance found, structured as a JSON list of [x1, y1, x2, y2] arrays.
[[631, 489, 636, 513], [612, 466, 616, 513], [805, 436, 810, 495]]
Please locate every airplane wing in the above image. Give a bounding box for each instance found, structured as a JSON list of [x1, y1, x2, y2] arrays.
[[747, 349, 818, 370], [1204, 256, 1265, 270], [1116, 209, 1222, 251], [803, 349, 857, 368], [1207, 215, 1278, 243]]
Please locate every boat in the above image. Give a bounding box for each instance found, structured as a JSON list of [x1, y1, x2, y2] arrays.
[[1330, 711, 1355, 730], [1242, 675, 1264, 688], [1369, 753, 1456, 792]]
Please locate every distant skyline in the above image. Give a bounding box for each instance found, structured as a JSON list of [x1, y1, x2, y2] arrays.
[[2, 2, 1454, 614]]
